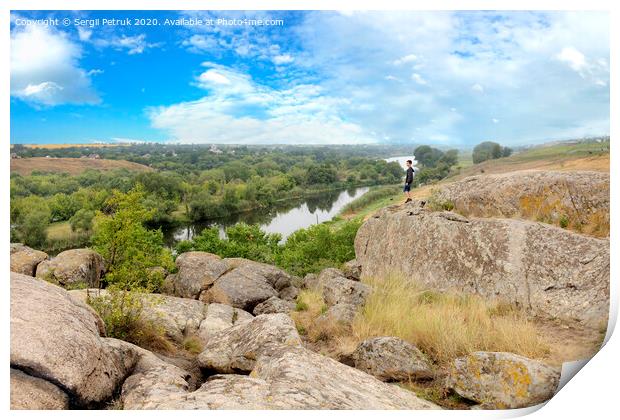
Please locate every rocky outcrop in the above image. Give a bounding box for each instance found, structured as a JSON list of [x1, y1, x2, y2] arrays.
[[197, 313, 302, 373], [202, 268, 278, 311], [253, 296, 295, 315], [168, 252, 229, 299], [343, 337, 433, 382], [122, 344, 439, 409], [197, 303, 253, 343], [36, 248, 105, 288], [10, 273, 136, 407], [432, 170, 609, 226], [355, 204, 609, 326], [10, 368, 70, 410], [10, 244, 48, 276], [446, 352, 561, 409]]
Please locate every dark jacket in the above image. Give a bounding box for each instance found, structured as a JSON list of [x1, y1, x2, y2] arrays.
[[405, 167, 414, 184]]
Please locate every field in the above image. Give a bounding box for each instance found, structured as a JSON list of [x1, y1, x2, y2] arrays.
[[11, 157, 152, 175], [13, 143, 128, 149]]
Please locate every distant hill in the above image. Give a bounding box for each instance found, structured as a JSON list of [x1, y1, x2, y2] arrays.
[[10, 157, 152, 175]]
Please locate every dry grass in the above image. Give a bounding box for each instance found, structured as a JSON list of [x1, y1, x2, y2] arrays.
[[11, 157, 152, 175], [350, 274, 549, 365], [15, 143, 126, 149]]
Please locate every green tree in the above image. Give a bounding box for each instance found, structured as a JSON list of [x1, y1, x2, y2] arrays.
[[11, 196, 51, 248], [92, 186, 173, 291], [414, 145, 444, 167], [472, 141, 504, 164], [69, 208, 95, 233]]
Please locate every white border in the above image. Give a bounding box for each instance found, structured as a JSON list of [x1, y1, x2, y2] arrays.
[[1, 1, 617, 419]]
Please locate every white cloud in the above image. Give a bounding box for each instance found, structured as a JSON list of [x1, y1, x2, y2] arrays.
[[89, 33, 161, 55], [273, 54, 294, 65], [181, 34, 218, 52], [148, 64, 374, 144], [411, 73, 427, 85], [471, 83, 484, 93], [393, 54, 417, 65], [87, 69, 104, 76], [556, 47, 586, 72], [77, 27, 92, 41], [11, 24, 99, 106], [492, 118, 499, 124]]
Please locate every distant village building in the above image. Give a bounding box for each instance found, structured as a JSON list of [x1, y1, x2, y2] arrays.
[[88, 154, 101, 159], [209, 144, 223, 154]]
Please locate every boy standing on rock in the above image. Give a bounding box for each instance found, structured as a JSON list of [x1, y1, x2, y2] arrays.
[[404, 160, 415, 203]]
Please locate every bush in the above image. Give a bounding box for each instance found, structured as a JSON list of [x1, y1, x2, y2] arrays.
[[472, 141, 512, 164]]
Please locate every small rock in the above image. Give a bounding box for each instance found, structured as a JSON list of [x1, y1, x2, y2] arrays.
[[446, 351, 561, 409], [225, 258, 293, 290], [197, 303, 253, 343], [320, 303, 359, 326], [346, 337, 433, 381], [203, 268, 277, 311], [172, 252, 229, 299], [321, 270, 371, 308], [253, 296, 295, 315], [342, 259, 362, 280], [278, 285, 299, 301]]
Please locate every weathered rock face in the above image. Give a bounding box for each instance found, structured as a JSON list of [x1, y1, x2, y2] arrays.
[[10, 244, 48, 276], [35, 248, 105, 288], [253, 296, 295, 315], [344, 337, 433, 382], [355, 205, 609, 326], [251, 346, 440, 409], [10, 273, 136, 406], [203, 268, 278, 311], [446, 352, 561, 409], [197, 303, 253, 344], [10, 368, 70, 410], [342, 259, 362, 280], [170, 252, 229, 299], [69, 289, 207, 344], [198, 313, 302, 373], [224, 258, 293, 290], [433, 170, 609, 228], [320, 303, 359, 326], [278, 285, 299, 301]]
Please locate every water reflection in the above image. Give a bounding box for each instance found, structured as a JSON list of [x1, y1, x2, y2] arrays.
[[163, 187, 369, 246]]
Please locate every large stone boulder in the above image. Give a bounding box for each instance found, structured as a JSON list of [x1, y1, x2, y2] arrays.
[[10, 273, 136, 406], [169, 252, 229, 299], [253, 296, 295, 315], [197, 313, 302, 373], [10, 244, 48, 276], [446, 352, 561, 409], [343, 337, 433, 381], [35, 248, 105, 288], [433, 170, 609, 228], [197, 303, 253, 343], [224, 258, 293, 290], [355, 206, 609, 326], [10, 368, 70, 410], [342, 259, 362, 280], [69, 289, 208, 344], [202, 268, 278, 311]]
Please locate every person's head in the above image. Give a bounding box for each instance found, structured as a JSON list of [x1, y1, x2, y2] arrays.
[[406, 160, 412, 167]]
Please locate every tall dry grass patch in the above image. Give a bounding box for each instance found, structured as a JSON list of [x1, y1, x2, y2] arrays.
[[351, 274, 549, 365]]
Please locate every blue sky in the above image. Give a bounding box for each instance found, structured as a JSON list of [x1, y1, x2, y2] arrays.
[[10, 10, 610, 146]]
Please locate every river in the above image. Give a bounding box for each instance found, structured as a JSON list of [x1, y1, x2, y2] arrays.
[[163, 186, 370, 246]]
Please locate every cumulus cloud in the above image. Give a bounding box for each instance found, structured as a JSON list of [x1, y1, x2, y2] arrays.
[[147, 63, 373, 144], [11, 24, 100, 106]]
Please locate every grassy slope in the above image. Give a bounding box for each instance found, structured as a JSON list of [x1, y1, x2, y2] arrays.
[[11, 157, 152, 175]]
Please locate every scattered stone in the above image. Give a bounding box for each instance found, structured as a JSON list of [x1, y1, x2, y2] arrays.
[[10, 244, 48, 276], [320, 303, 358, 326], [35, 248, 105, 288], [171, 252, 229, 299], [197, 313, 302, 373], [342, 259, 362, 280], [10, 273, 136, 406], [345, 337, 433, 381], [203, 268, 277, 311], [253, 296, 295, 315], [446, 351, 561, 409], [10, 368, 70, 410], [320, 269, 371, 308], [303, 273, 320, 290]]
